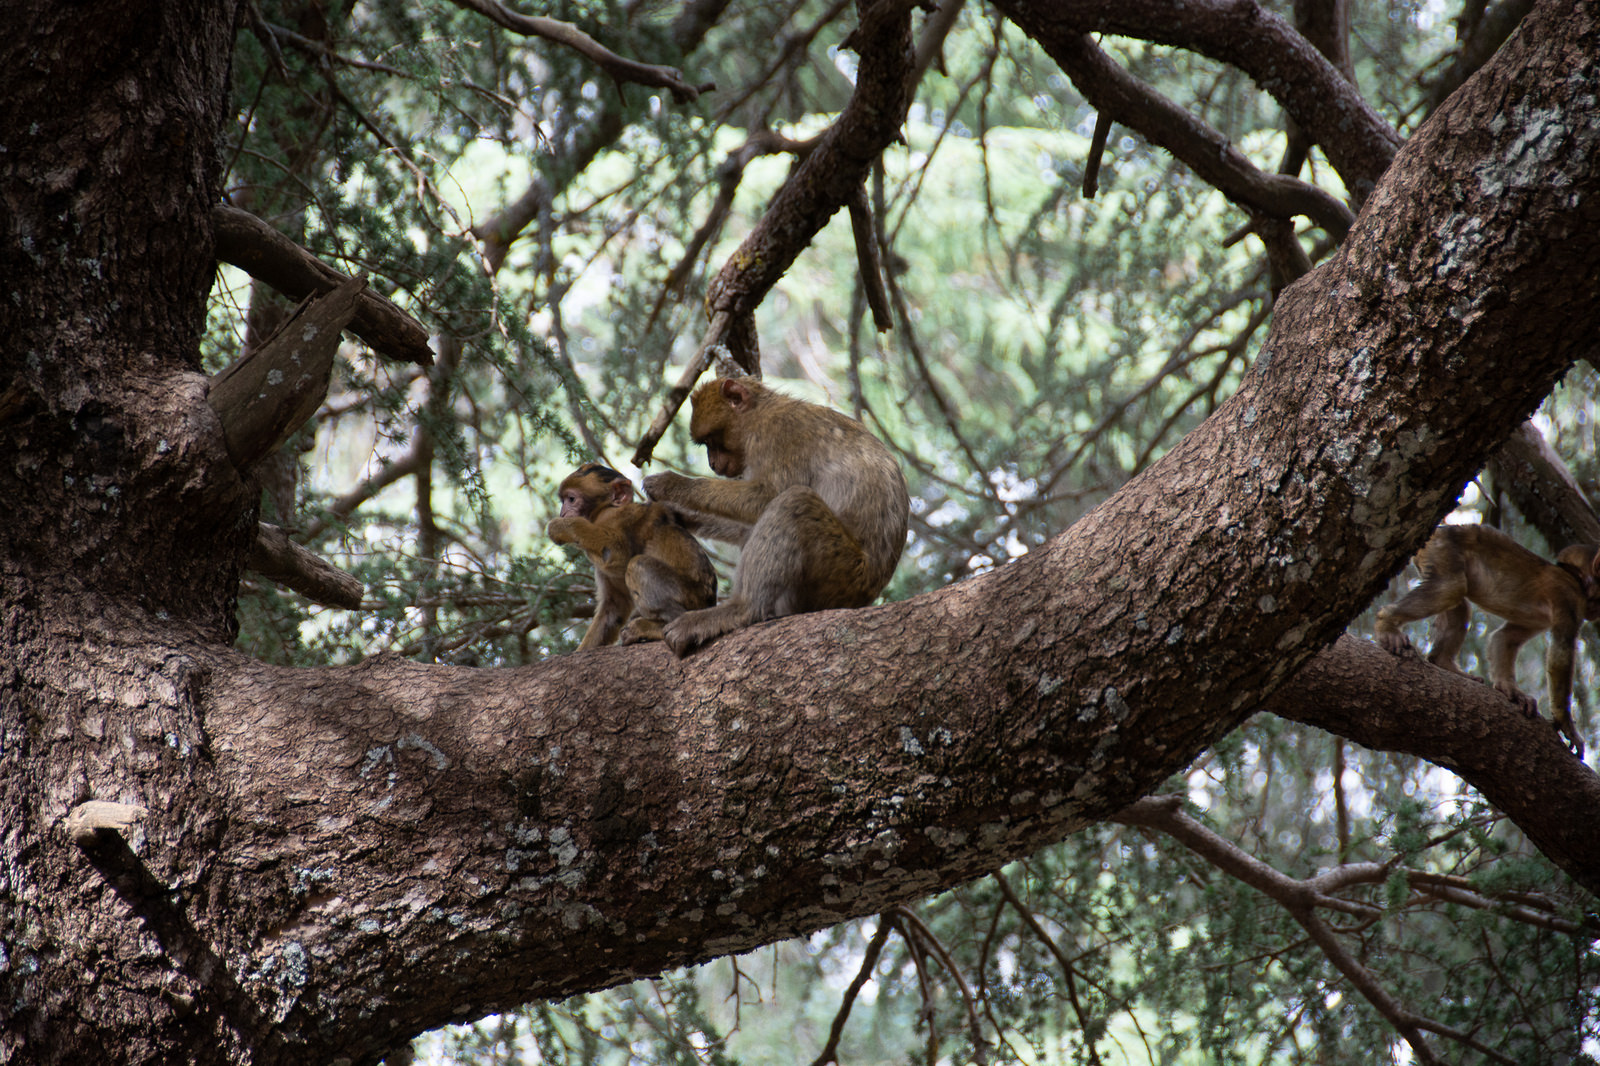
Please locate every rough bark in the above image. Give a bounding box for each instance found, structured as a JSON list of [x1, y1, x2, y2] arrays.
[[3, 2, 1600, 1065]]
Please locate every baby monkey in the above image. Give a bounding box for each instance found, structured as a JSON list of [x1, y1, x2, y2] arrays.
[[547, 462, 717, 650], [1375, 523, 1600, 757]]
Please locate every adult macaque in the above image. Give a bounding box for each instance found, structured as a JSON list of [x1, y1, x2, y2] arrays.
[[547, 462, 717, 650], [1374, 523, 1599, 757], [643, 376, 910, 657]]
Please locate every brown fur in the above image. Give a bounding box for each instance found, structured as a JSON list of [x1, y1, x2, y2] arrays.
[[1375, 523, 1599, 757], [642, 377, 910, 656], [547, 462, 717, 650]]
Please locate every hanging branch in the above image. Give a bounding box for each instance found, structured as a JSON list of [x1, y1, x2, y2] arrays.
[[889, 904, 990, 1063], [1041, 33, 1354, 239], [847, 185, 893, 332], [993, 870, 1106, 1066], [806, 917, 896, 1066]]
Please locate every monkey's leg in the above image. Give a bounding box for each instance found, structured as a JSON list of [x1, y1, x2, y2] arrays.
[[619, 556, 708, 645], [1486, 622, 1539, 715], [578, 578, 631, 650], [1375, 575, 1464, 657], [1424, 601, 1472, 676], [1543, 624, 1586, 757], [662, 487, 868, 656]]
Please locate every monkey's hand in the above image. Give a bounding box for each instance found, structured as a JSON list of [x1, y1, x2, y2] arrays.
[[546, 517, 579, 544], [619, 618, 664, 645], [1376, 630, 1414, 657], [1492, 680, 1539, 717], [642, 471, 690, 502]]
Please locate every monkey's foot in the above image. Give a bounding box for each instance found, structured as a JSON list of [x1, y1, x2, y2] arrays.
[[619, 619, 664, 645], [1554, 719, 1586, 761], [663, 603, 751, 657], [1493, 682, 1538, 717]]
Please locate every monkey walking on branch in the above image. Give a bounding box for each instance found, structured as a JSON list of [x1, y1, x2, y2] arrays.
[[547, 462, 718, 650], [643, 376, 910, 657], [1374, 523, 1600, 758]]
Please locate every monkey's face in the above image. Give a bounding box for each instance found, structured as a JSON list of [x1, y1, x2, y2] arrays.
[[557, 463, 632, 517], [688, 389, 746, 478], [703, 439, 743, 478], [689, 419, 744, 477], [559, 487, 595, 518]]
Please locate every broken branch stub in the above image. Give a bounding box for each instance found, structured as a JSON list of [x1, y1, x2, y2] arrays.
[[207, 274, 365, 473]]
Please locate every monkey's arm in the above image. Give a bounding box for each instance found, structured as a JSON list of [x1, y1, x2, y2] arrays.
[[661, 508, 749, 547], [643, 473, 776, 529], [547, 516, 629, 559]]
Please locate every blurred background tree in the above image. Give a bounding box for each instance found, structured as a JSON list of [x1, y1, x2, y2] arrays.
[[212, 0, 1595, 1060]]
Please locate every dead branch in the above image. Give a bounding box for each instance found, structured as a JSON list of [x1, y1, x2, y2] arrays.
[[1116, 796, 1519, 1066], [247, 522, 364, 609]]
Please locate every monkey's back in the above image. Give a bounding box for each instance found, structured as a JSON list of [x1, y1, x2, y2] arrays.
[[760, 397, 910, 590], [1427, 524, 1563, 624]]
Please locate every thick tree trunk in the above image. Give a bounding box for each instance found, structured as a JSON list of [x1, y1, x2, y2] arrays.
[[0, 0, 252, 1062], [2, 1, 1599, 1065]]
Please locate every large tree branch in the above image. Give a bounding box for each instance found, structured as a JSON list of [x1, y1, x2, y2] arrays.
[[1267, 636, 1600, 891], [1040, 32, 1355, 239], [991, 0, 1402, 199], [177, 12, 1600, 1054]]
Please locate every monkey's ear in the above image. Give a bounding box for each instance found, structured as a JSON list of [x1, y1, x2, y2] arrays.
[[611, 477, 635, 506], [721, 378, 755, 410]]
